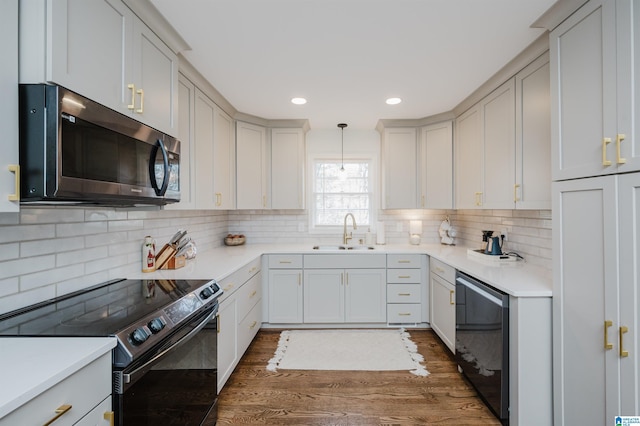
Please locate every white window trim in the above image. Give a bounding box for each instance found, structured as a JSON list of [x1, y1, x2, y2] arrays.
[[307, 154, 378, 235]]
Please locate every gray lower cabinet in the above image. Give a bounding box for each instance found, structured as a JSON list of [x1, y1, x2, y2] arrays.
[[217, 257, 262, 392], [266, 253, 430, 326]]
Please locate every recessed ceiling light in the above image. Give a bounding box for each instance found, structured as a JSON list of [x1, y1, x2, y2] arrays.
[[386, 97, 402, 105], [291, 97, 307, 105]]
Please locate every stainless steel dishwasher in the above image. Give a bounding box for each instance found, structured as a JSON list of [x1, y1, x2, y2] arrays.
[[455, 271, 509, 424]]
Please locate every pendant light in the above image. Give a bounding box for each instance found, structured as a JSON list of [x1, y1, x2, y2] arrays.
[[338, 123, 347, 172]]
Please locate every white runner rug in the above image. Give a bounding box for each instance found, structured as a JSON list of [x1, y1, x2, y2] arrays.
[[266, 329, 429, 376]]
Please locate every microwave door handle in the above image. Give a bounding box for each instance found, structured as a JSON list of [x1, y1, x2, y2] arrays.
[[149, 139, 170, 196]]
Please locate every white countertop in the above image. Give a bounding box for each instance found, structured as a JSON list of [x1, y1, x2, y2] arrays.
[[0, 337, 116, 418], [135, 243, 552, 298]]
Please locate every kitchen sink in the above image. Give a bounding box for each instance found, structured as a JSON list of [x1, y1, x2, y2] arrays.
[[312, 245, 375, 251]]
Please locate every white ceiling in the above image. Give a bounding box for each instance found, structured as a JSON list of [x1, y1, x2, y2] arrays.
[[150, 0, 556, 130]]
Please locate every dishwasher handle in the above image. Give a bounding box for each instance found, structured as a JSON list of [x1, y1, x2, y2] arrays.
[[455, 275, 505, 307]]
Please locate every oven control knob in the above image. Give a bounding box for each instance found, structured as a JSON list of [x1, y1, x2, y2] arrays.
[[148, 317, 166, 334], [200, 286, 214, 300], [130, 327, 150, 345]]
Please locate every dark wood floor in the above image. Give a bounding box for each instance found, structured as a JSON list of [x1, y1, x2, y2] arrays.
[[217, 329, 501, 425]]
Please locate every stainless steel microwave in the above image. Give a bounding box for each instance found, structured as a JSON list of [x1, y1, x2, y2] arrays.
[[19, 84, 180, 206]]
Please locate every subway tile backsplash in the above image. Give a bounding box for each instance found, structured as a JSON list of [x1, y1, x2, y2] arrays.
[[0, 206, 551, 314]]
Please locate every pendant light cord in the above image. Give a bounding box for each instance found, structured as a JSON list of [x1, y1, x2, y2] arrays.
[[338, 123, 347, 172]]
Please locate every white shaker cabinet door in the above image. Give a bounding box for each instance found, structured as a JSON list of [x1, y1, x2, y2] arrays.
[[236, 122, 268, 209], [482, 79, 516, 209], [268, 269, 303, 324], [382, 128, 418, 209], [217, 296, 239, 392], [0, 0, 19, 213], [515, 53, 551, 209], [131, 19, 178, 136], [271, 128, 305, 210], [455, 104, 483, 209], [552, 176, 620, 425], [304, 269, 344, 323], [344, 269, 386, 323], [212, 105, 235, 210], [419, 121, 453, 209], [47, 0, 132, 115], [550, 0, 617, 180]]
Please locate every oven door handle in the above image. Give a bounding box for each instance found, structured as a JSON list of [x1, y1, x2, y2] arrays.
[[123, 307, 216, 385]]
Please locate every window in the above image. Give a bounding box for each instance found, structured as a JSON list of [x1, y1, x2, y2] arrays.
[[311, 159, 373, 230]]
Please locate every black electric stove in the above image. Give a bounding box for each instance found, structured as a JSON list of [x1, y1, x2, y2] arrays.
[[0, 278, 222, 367]]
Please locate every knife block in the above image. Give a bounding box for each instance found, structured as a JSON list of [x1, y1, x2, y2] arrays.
[[161, 255, 186, 270]]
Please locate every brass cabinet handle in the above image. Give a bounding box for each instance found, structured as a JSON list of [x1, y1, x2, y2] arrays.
[[43, 404, 72, 426], [514, 184, 520, 202], [398, 293, 411, 296], [449, 290, 455, 305], [398, 275, 411, 279], [8, 164, 19, 201], [341, 273, 344, 286], [263, 195, 267, 207], [616, 134, 627, 164], [224, 283, 234, 291], [398, 313, 411, 316], [604, 320, 614, 350], [398, 260, 411, 264], [215, 193, 222, 206], [345, 273, 349, 285], [602, 137, 612, 166], [620, 326, 629, 357], [136, 88, 144, 113], [249, 290, 257, 298], [216, 313, 220, 333], [249, 320, 257, 330], [104, 411, 115, 426], [421, 194, 425, 208], [248, 266, 258, 274], [475, 192, 483, 206], [279, 260, 292, 264], [298, 273, 301, 286], [127, 83, 136, 110]]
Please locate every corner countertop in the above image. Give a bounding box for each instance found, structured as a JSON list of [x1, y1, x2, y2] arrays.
[[135, 243, 551, 298], [0, 337, 116, 418]]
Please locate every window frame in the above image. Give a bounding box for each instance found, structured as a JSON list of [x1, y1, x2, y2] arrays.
[[307, 155, 378, 235]]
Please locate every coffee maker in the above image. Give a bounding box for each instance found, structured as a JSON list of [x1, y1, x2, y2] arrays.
[[482, 230, 503, 255]]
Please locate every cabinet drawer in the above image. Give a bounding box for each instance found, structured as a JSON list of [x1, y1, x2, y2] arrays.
[[268, 254, 303, 268], [218, 257, 262, 298], [430, 257, 455, 282], [387, 254, 422, 268], [387, 303, 422, 323], [238, 301, 262, 354], [0, 353, 111, 426], [387, 284, 422, 303], [237, 272, 262, 321], [75, 395, 112, 426], [387, 268, 421, 283]]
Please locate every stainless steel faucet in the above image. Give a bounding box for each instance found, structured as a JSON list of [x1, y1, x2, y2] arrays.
[[343, 213, 357, 245]]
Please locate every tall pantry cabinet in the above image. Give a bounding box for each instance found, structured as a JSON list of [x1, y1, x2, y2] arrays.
[[551, 0, 639, 423], [0, 0, 19, 213]]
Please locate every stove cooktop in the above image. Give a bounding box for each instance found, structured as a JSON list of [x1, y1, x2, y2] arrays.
[[0, 278, 222, 366]]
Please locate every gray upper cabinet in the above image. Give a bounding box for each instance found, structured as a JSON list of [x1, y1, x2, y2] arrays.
[[1, 0, 19, 213], [455, 104, 483, 209], [515, 53, 551, 209], [419, 121, 453, 209], [271, 128, 305, 210], [551, 0, 640, 180], [20, 0, 178, 136], [381, 128, 418, 209]]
